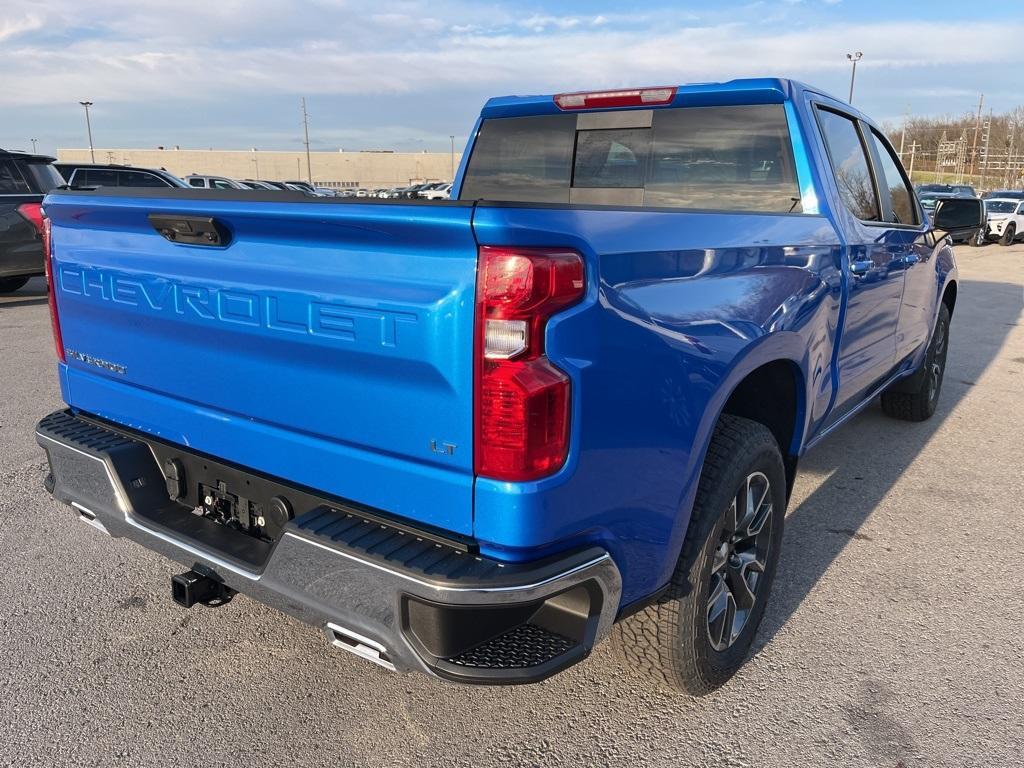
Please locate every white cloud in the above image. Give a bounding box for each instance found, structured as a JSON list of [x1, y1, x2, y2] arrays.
[[518, 14, 579, 32], [2, 1, 1022, 151], [3, 16, 1018, 108], [0, 12, 43, 41]]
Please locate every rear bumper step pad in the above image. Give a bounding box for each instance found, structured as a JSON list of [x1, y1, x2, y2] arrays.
[[36, 409, 621, 684]]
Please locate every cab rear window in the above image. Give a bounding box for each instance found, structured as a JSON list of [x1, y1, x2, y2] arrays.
[[460, 104, 802, 213]]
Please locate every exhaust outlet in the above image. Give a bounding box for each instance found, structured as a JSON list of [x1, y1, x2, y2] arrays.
[[326, 622, 396, 671], [71, 501, 110, 535]]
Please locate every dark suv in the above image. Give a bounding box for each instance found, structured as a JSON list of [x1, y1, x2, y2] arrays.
[[0, 149, 64, 293], [55, 163, 188, 189]]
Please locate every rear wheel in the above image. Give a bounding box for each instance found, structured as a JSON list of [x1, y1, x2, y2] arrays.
[[0, 276, 30, 293], [999, 224, 1016, 246], [613, 415, 785, 695], [880, 303, 950, 422]]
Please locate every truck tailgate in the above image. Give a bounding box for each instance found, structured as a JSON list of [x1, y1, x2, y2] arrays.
[[44, 193, 477, 534]]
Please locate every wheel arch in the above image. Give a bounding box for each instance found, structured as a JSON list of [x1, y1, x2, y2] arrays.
[[718, 357, 805, 499], [682, 334, 810, 512], [941, 279, 957, 318]]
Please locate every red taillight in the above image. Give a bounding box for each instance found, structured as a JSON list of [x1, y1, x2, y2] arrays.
[[40, 215, 65, 363], [475, 246, 585, 481], [554, 86, 677, 110], [16, 202, 44, 233]]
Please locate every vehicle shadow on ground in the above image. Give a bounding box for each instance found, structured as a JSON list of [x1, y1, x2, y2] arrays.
[[0, 277, 48, 309], [756, 278, 1023, 647]]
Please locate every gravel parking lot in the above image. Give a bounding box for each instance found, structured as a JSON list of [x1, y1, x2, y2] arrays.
[[1, 245, 1022, 768]]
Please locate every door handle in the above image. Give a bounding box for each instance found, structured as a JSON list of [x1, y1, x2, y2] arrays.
[[850, 259, 873, 276]]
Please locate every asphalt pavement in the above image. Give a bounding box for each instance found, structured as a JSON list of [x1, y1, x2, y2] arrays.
[[1, 245, 1022, 768]]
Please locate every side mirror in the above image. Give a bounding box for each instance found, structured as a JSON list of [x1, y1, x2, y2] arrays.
[[931, 197, 984, 234]]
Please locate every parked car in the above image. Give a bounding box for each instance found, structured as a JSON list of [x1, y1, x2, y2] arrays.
[[314, 187, 339, 197], [238, 179, 278, 191], [242, 180, 304, 193], [0, 148, 64, 293], [283, 180, 324, 196], [915, 183, 976, 198], [55, 163, 188, 189], [185, 174, 247, 190], [972, 197, 1024, 246], [981, 189, 1024, 200], [399, 182, 432, 198], [420, 183, 453, 200], [37, 79, 979, 694]]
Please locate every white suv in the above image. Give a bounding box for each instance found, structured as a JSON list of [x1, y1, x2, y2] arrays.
[[185, 174, 246, 190], [420, 182, 452, 200], [976, 198, 1024, 246]]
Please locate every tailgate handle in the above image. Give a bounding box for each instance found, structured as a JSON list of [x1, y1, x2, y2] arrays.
[[148, 214, 230, 247]]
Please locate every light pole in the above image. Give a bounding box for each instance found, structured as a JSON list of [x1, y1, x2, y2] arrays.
[[450, 135, 455, 179], [30, 138, 38, 153], [79, 101, 95, 162], [301, 97, 312, 184], [846, 52, 863, 104], [251, 148, 259, 178]]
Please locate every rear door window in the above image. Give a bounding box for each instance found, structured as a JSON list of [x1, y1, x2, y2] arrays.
[[816, 108, 880, 222], [460, 105, 802, 213], [0, 159, 31, 194]]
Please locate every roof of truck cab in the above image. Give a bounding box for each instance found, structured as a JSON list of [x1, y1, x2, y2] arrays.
[[480, 78, 853, 119]]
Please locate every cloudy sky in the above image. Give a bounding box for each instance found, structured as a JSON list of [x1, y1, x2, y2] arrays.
[[2, 0, 1022, 155]]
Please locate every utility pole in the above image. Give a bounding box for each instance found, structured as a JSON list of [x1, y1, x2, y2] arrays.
[[450, 135, 455, 179], [79, 101, 95, 162], [1004, 122, 1016, 189], [979, 109, 993, 192], [301, 97, 312, 184], [846, 52, 863, 104], [899, 107, 909, 160], [969, 93, 984, 177]]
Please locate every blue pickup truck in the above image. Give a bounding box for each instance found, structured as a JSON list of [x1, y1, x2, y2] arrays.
[[36, 79, 981, 693]]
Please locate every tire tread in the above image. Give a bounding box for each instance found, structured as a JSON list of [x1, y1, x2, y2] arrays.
[[613, 414, 781, 694]]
